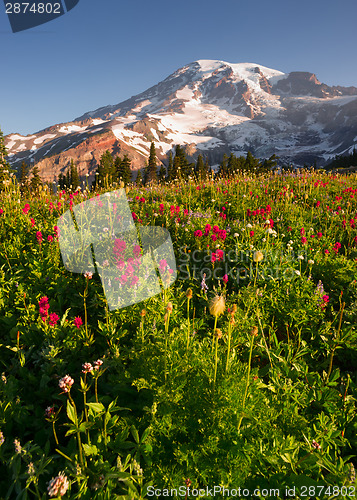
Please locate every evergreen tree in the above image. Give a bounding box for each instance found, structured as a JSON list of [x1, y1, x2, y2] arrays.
[[245, 151, 261, 171], [195, 154, 206, 180], [146, 142, 158, 184], [204, 158, 211, 180], [172, 155, 181, 181], [158, 165, 166, 183], [260, 154, 278, 172], [95, 150, 114, 189], [70, 160, 80, 189], [58, 172, 65, 190], [167, 152, 173, 181], [135, 169, 143, 186], [218, 154, 228, 178], [30, 165, 42, 192], [0, 126, 12, 189], [120, 155, 132, 185], [19, 161, 30, 194], [174, 144, 193, 179], [114, 156, 123, 183], [65, 169, 71, 188]]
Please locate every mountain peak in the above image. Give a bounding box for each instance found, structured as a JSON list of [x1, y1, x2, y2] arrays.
[[5, 60, 357, 179]]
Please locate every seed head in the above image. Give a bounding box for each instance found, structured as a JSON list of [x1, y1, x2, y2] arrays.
[[209, 295, 226, 317], [253, 251, 264, 263], [140, 309, 146, 317], [186, 288, 193, 299], [166, 302, 173, 314]]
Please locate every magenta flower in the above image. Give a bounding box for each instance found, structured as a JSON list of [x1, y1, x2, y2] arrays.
[[301, 236, 307, 244], [36, 231, 43, 244], [300, 228, 305, 235], [73, 317, 83, 329], [194, 230, 203, 237], [39, 296, 49, 308], [48, 313, 59, 327], [22, 203, 30, 215], [0, 209, 3, 215], [322, 295, 329, 303], [223, 274, 228, 284], [30, 218, 35, 228], [59, 375, 74, 393], [47, 235, 54, 243], [133, 244, 141, 257]]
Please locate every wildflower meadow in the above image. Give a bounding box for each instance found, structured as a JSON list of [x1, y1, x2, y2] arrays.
[[0, 169, 356, 499]]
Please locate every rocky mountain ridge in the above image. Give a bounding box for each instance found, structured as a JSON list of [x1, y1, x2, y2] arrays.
[[5, 59, 357, 183]]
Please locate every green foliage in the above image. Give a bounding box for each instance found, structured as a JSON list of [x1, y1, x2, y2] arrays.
[[0, 169, 356, 497]]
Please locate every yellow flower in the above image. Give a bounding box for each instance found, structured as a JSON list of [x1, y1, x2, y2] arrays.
[[253, 251, 264, 263], [209, 295, 226, 317]]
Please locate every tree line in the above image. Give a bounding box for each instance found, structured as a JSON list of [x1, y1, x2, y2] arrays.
[[0, 123, 279, 193]]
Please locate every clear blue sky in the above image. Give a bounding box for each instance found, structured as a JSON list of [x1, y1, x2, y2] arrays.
[[1, 0, 357, 136]]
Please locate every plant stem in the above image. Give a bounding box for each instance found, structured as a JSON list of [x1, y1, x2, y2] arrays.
[[213, 335, 219, 394], [84, 282, 88, 341], [212, 315, 218, 352], [52, 421, 59, 446], [326, 302, 345, 381], [95, 377, 99, 404], [68, 393, 85, 469], [225, 320, 232, 373], [237, 332, 254, 432], [186, 298, 190, 352]]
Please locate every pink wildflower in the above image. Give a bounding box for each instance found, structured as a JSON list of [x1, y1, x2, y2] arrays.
[[48, 313, 59, 327], [58, 375, 74, 393], [36, 231, 43, 244], [22, 204, 30, 215], [73, 317, 83, 329], [82, 362, 93, 374], [93, 359, 103, 370], [47, 472, 69, 497]]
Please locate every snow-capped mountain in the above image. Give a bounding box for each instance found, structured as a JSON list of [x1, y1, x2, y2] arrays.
[[5, 59, 357, 182]]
